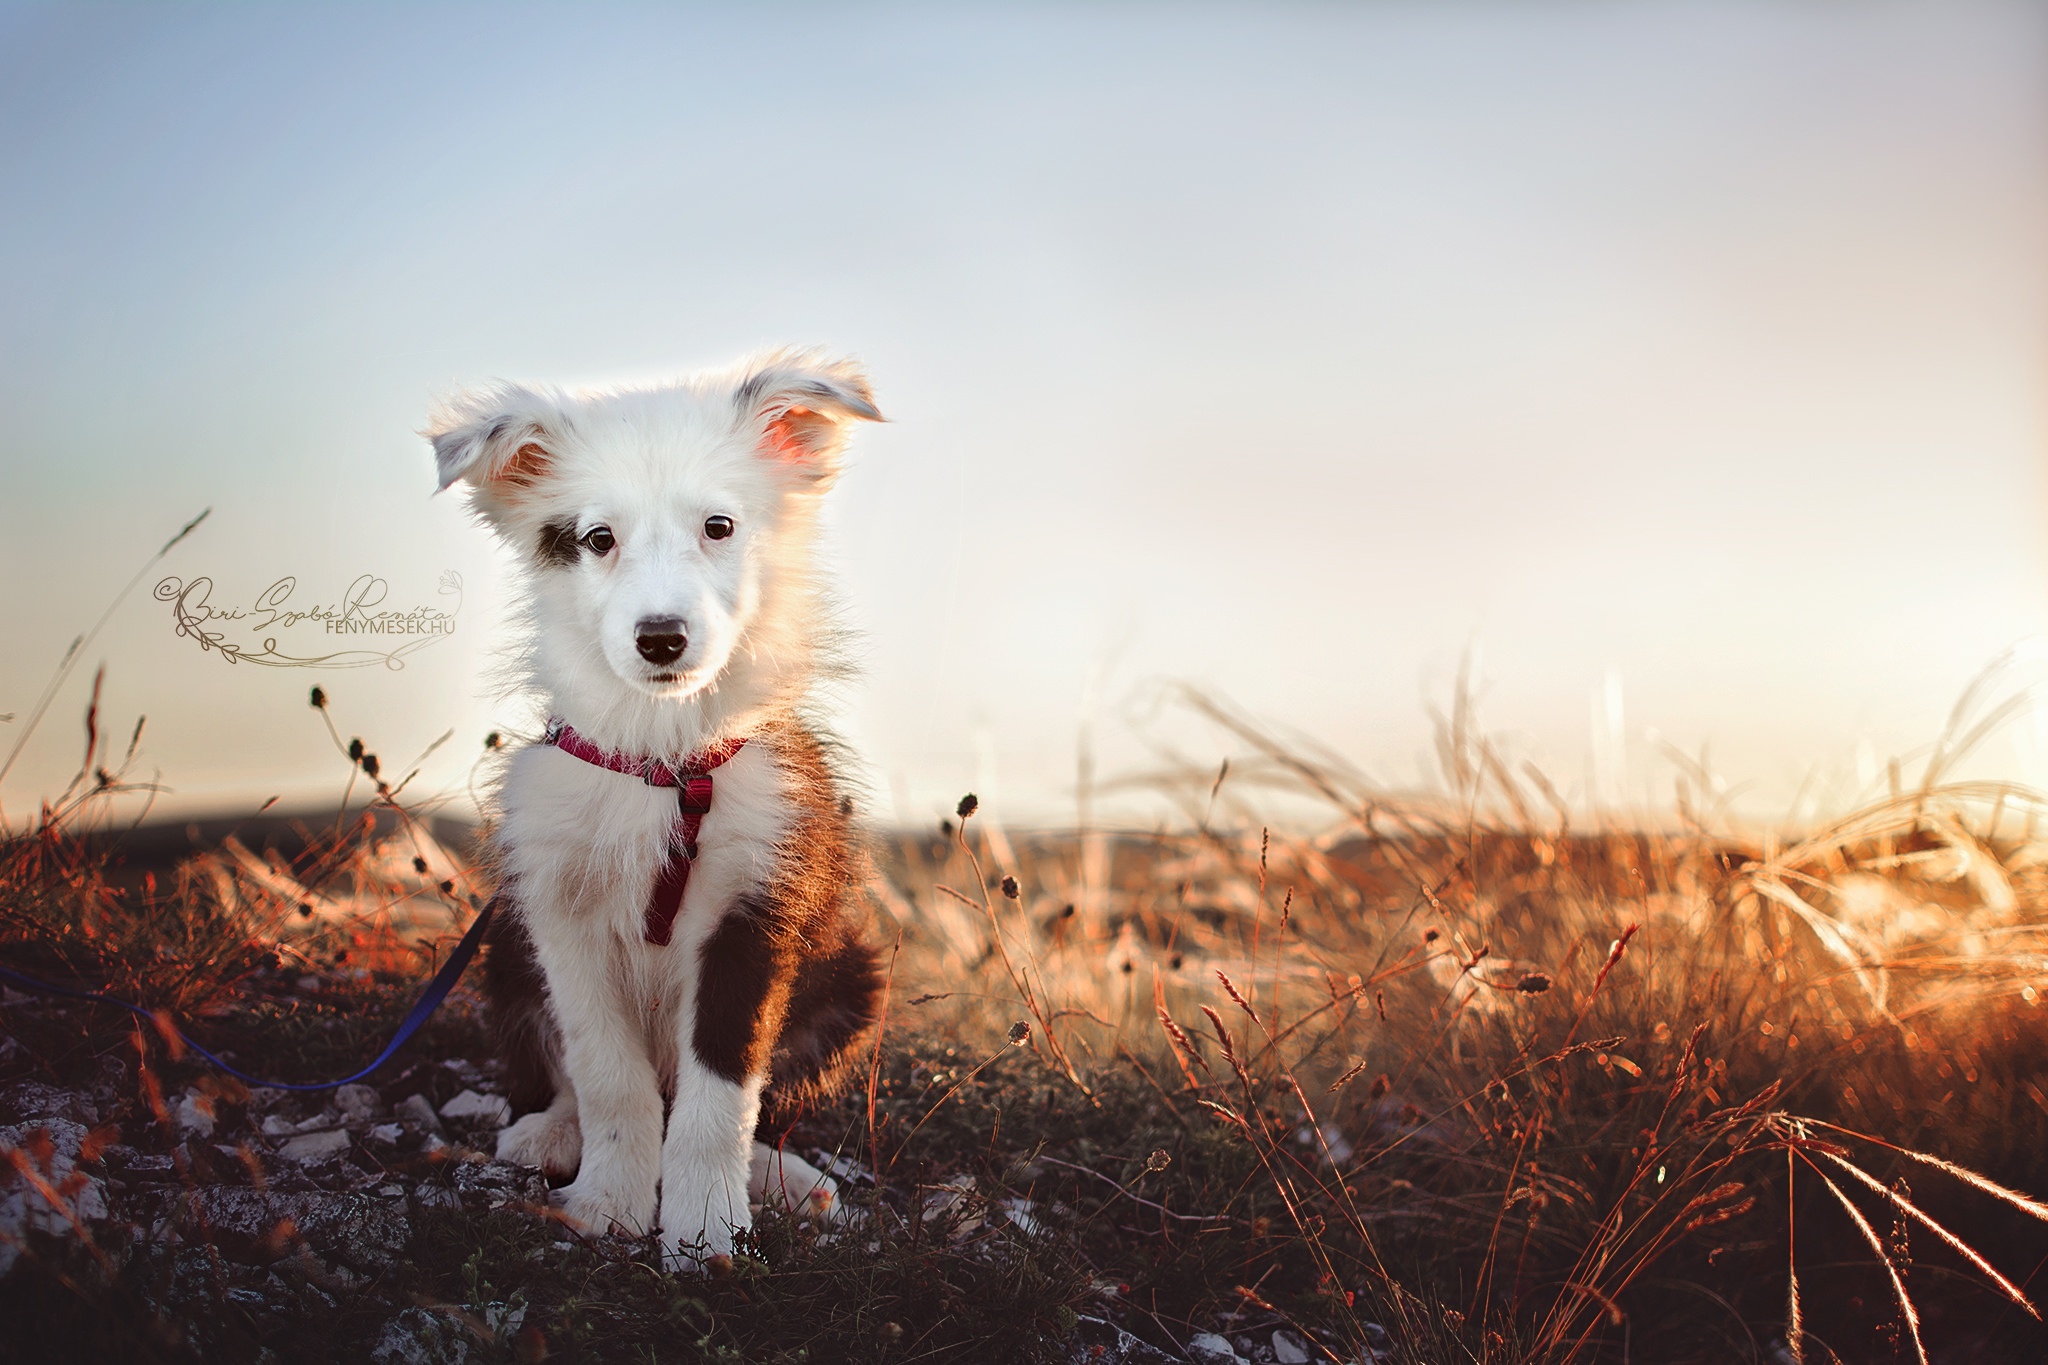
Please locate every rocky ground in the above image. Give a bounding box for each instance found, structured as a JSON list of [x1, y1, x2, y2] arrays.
[[1, 984, 553, 1362], [0, 975, 1396, 1365]]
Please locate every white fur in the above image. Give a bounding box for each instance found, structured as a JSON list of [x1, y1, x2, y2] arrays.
[[429, 351, 877, 1266]]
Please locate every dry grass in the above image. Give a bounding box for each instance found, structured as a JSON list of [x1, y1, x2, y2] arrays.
[[3, 667, 2048, 1361], [863, 678, 2048, 1362], [0, 679, 483, 1017]]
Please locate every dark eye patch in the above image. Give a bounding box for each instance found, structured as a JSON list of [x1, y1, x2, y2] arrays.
[[537, 521, 616, 566], [536, 520, 579, 567], [704, 515, 734, 541]]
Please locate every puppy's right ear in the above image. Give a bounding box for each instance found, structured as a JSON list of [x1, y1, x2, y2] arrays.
[[425, 385, 558, 493]]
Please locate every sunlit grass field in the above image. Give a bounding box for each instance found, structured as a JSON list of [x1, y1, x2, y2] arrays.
[[4, 674, 2048, 1363]]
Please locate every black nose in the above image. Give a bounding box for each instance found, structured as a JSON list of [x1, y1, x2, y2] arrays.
[[634, 616, 688, 666]]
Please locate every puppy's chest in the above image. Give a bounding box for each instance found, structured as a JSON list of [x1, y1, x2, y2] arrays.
[[503, 742, 790, 941]]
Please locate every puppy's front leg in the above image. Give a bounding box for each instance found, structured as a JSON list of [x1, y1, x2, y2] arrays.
[[661, 905, 788, 1266], [530, 920, 663, 1236]]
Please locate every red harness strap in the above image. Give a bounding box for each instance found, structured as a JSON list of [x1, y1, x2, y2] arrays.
[[543, 717, 748, 946]]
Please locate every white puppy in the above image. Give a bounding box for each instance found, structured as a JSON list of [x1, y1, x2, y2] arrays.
[[428, 350, 883, 1263]]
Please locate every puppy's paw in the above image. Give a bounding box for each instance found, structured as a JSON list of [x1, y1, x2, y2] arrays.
[[555, 1176, 654, 1238], [749, 1145, 844, 1223], [497, 1106, 582, 1181], [660, 1175, 749, 1271]]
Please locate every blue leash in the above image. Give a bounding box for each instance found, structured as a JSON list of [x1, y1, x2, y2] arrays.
[[0, 897, 495, 1092]]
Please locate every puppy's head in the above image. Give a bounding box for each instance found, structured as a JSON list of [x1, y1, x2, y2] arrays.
[[427, 350, 880, 708]]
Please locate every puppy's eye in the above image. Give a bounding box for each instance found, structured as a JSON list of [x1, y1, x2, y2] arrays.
[[581, 526, 615, 555], [704, 515, 735, 541]]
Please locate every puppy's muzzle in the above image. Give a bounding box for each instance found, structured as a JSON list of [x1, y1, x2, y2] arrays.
[[634, 617, 688, 666]]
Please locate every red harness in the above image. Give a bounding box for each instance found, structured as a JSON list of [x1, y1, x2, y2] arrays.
[[543, 717, 748, 947]]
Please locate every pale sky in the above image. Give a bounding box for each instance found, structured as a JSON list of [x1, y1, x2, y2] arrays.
[[1, 2, 2044, 830]]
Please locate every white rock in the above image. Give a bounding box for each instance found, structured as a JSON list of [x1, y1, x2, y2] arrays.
[[438, 1089, 510, 1126], [368, 1123, 405, 1145], [395, 1094, 443, 1133], [0, 1120, 109, 1276], [1186, 1332, 1246, 1365], [368, 1306, 470, 1365], [334, 1084, 382, 1121], [172, 1090, 215, 1139], [922, 1172, 977, 1217], [999, 1197, 1046, 1238], [278, 1128, 352, 1163], [1273, 1328, 1312, 1363], [1298, 1122, 1353, 1166], [260, 1114, 296, 1137]]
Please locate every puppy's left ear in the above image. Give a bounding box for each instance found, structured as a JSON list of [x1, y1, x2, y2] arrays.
[[735, 351, 883, 489]]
